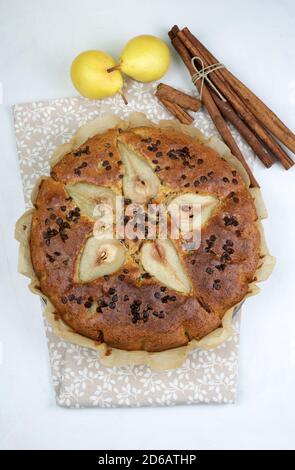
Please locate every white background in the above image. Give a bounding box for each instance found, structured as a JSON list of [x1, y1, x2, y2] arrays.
[[0, 0, 295, 450]]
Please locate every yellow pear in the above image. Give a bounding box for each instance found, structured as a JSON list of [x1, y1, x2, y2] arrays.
[[71, 50, 125, 100], [108, 35, 171, 82]]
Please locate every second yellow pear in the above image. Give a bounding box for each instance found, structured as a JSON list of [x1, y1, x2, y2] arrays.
[[109, 35, 171, 83]]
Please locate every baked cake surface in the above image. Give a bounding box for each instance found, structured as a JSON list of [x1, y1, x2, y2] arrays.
[[30, 126, 260, 352]]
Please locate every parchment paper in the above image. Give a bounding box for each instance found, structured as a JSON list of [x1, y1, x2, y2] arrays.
[[13, 79, 259, 407]]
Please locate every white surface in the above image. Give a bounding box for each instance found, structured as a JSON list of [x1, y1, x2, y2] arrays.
[[0, 0, 295, 450]]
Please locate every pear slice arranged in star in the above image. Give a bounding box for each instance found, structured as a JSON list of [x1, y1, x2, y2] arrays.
[[78, 237, 126, 282], [167, 193, 219, 234], [140, 239, 192, 294], [118, 142, 160, 203], [66, 183, 116, 219]]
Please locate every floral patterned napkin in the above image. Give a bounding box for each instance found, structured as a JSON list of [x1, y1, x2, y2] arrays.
[[13, 80, 254, 407]]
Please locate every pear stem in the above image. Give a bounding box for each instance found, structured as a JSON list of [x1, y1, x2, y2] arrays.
[[119, 91, 128, 105], [107, 64, 121, 73]]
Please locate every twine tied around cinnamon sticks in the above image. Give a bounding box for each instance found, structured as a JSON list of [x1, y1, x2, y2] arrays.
[[168, 25, 295, 187], [191, 57, 226, 102]]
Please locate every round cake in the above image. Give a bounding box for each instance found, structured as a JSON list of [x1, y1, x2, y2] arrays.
[[29, 125, 261, 352]]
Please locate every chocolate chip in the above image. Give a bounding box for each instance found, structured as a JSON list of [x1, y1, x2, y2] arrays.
[[141, 272, 151, 279], [223, 215, 239, 227], [143, 312, 149, 322], [232, 179, 238, 185], [73, 146, 90, 157], [220, 253, 231, 263], [215, 264, 226, 271], [156, 151, 163, 158], [197, 158, 203, 165], [108, 287, 116, 295], [206, 267, 214, 274], [123, 295, 129, 301], [213, 279, 221, 290], [60, 232, 68, 242], [223, 177, 229, 183]]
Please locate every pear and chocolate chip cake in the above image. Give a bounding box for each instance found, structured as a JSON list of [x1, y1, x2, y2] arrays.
[[30, 126, 260, 352]]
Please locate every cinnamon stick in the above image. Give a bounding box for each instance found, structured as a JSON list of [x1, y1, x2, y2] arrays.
[[157, 95, 194, 124], [180, 27, 294, 169], [156, 83, 201, 111], [169, 26, 259, 188], [176, 29, 281, 168], [211, 93, 275, 168]]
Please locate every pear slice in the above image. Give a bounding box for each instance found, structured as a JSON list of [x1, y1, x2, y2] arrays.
[[117, 142, 160, 203], [66, 183, 116, 219], [140, 239, 192, 294], [167, 193, 219, 234], [79, 237, 126, 282]]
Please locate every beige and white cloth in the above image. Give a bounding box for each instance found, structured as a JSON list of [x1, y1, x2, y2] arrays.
[[13, 80, 255, 408]]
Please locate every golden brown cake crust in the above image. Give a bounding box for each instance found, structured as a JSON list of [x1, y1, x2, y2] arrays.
[[29, 126, 260, 352]]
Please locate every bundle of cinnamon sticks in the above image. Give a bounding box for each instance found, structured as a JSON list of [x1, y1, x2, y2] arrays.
[[168, 25, 295, 188]]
